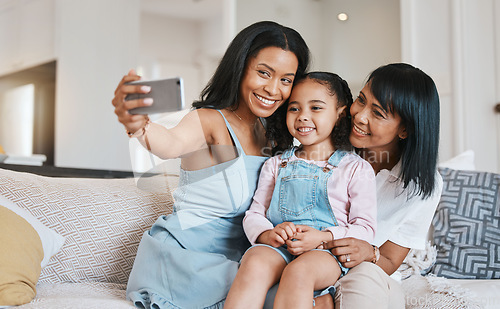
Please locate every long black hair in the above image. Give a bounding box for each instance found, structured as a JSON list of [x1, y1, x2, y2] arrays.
[[191, 21, 310, 155], [271, 71, 353, 153], [366, 63, 440, 199]]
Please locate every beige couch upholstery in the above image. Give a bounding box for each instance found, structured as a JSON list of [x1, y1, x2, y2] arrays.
[[0, 168, 173, 308]]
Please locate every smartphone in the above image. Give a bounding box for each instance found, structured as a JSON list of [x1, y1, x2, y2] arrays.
[[125, 77, 185, 114]]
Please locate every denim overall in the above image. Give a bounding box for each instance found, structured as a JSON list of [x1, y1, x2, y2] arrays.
[[267, 146, 348, 230], [256, 146, 349, 275]]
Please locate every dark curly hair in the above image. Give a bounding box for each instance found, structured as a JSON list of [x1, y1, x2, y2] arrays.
[[270, 71, 353, 153]]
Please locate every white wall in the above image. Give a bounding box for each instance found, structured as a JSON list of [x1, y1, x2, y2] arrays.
[[235, 0, 324, 70], [401, 0, 454, 164], [402, 0, 500, 173], [321, 0, 401, 95], [54, 0, 140, 171], [138, 13, 204, 107], [0, 0, 55, 77], [199, 13, 231, 86], [0, 84, 34, 156]]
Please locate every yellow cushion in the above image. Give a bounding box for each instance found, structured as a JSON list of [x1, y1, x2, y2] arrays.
[[0, 206, 43, 306]]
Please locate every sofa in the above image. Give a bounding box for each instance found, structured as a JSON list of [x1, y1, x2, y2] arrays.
[[0, 150, 499, 309]]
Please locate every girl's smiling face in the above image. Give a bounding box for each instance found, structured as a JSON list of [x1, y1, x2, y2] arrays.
[[349, 83, 407, 155], [286, 79, 345, 157], [238, 46, 299, 118]]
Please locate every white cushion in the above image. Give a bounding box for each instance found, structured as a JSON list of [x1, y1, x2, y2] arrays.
[[0, 194, 64, 267], [439, 150, 475, 171]]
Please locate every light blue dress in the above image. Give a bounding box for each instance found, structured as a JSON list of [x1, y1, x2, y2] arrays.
[[127, 110, 268, 309]]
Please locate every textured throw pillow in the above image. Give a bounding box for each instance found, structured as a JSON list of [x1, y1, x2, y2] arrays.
[[0, 168, 174, 285], [0, 195, 65, 306], [431, 168, 500, 279]]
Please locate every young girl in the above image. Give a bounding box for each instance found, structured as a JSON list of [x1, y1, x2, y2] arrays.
[[224, 72, 377, 309], [112, 21, 310, 309]]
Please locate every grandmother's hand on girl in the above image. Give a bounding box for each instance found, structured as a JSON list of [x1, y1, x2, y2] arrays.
[[285, 225, 333, 256], [320, 237, 374, 267], [111, 69, 152, 134]]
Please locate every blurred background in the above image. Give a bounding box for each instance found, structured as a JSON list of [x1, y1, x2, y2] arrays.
[[0, 0, 498, 173]]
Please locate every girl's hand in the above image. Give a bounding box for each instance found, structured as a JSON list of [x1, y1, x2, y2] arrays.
[[112, 69, 152, 134], [257, 222, 297, 247], [285, 225, 333, 255], [321, 237, 373, 268]]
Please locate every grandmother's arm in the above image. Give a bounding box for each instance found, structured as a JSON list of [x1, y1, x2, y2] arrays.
[[377, 241, 410, 275]]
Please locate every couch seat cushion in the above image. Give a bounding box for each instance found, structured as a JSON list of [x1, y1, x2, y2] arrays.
[[16, 282, 134, 308]]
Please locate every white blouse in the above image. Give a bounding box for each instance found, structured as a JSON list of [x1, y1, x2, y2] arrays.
[[373, 160, 443, 251]]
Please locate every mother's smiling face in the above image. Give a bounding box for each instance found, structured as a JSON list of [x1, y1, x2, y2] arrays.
[[349, 82, 407, 156], [238, 46, 299, 118]]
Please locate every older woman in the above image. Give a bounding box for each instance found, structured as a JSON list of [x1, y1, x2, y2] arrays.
[[312, 63, 443, 308]]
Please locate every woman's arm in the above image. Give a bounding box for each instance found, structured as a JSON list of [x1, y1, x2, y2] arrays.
[[324, 238, 409, 276], [112, 70, 211, 159], [376, 241, 410, 275], [134, 110, 210, 159]]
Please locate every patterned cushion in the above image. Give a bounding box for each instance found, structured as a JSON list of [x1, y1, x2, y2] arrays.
[[0, 168, 174, 285], [431, 168, 500, 279]]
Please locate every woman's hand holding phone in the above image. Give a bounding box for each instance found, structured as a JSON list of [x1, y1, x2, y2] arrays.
[[112, 69, 152, 135]]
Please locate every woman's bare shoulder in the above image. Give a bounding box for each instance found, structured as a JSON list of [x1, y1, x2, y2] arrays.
[[194, 108, 227, 127], [190, 108, 228, 143], [195, 108, 222, 118]]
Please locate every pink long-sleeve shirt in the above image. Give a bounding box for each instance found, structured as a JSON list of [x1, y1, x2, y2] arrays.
[[243, 152, 377, 245]]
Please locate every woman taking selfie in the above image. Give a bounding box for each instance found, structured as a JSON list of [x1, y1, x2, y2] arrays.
[[112, 21, 310, 309]]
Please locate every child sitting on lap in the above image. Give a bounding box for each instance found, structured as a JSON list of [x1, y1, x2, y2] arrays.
[[224, 72, 377, 309]]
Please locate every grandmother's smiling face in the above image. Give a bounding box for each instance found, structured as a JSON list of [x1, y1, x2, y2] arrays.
[[349, 83, 407, 155]]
